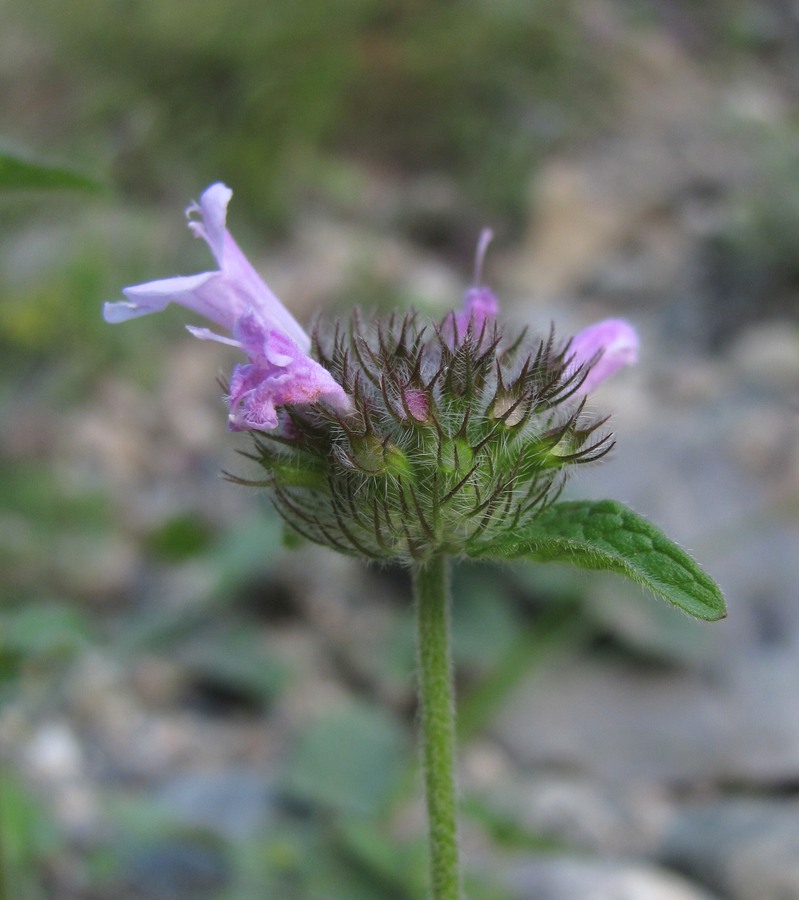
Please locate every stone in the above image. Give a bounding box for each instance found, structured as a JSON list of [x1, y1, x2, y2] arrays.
[[729, 321, 799, 392], [122, 839, 229, 900], [490, 644, 799, 786], [156, 769, 277, 841], [486, 773, 675, 858], [503, 856, 719, 900], [661, 800, 799, 900]]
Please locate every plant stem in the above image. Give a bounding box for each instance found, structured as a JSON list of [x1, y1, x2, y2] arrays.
[[413, 553, 460, 900]]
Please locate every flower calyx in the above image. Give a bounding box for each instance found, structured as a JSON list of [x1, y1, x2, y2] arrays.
[[244, 310, 618, 563]]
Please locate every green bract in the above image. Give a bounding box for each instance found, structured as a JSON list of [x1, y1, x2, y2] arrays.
[[235, 310, 612, 563]]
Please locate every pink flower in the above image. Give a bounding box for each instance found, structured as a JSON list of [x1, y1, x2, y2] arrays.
[[568, 319, 639, 395], [104, 183, 351, 430], [451, 229, 638, 395], [452, 228, 499, 341]]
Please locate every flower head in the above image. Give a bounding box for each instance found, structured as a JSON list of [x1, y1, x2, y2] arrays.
[[107, 193, 638, 562], [104, 183, 351, 429], [244, 295, 638, 562]]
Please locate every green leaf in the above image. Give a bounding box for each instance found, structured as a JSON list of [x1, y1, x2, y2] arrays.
[[0, 150, 102, 192], [334, 818, 428, 897], [1, 772, 61, 884], [281, 702, 408, 816], [2, 603, 94, 657], [470, 500, 726, 622], [180, 625, 288, 705]]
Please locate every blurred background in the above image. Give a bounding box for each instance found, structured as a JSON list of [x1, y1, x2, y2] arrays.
[[2, 1, 799, 897]]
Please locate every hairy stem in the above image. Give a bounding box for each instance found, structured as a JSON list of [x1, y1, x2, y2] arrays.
[[414, 553, 460, 900]]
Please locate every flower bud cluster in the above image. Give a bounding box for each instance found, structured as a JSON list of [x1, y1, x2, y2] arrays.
[[241, 310, 613, 563]]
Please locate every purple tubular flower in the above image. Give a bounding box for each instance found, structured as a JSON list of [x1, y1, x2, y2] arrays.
[[453, 228, 500, 340], [452, 230, 637, 398], [104, 183, 352, 430], [568, 318, 639, 395], [457, 285, 499, 335]]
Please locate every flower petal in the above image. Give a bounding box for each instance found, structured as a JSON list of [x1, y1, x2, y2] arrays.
[[103, 272, 216, 323], [456, 285, 499, 337], [186, 183, 310, 348], [185, 325, 241, 348], [227, 326, 353, 431], [569, 318, 639, 394], [449, 228, 500, 342], [106, 182, 311, 351], [186, 182, 231, 263]]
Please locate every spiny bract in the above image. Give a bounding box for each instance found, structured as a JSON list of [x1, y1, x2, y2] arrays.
[[234, 309, 613, 563]]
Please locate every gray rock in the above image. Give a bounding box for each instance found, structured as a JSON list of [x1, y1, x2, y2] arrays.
[[491, 647, 799, 785], [122, 839, 229, 900], [491, 656, 729, 783], [157, 769, 276, 840], [661, 799, 799, 900], [504, 856, 719, 900], [486, 774, 675, 858]]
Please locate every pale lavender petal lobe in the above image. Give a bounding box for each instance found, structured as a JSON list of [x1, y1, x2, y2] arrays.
[[185, 325, 240, 347], [570, 318, 639, 394], [104, 272, 216, 324], [186, 182, 230, 262]]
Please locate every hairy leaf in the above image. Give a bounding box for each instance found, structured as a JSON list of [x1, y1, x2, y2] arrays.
[[471, 499, 726, 621]]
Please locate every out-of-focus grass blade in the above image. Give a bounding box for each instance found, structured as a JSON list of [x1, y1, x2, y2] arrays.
[[0, 150, 102, 192]]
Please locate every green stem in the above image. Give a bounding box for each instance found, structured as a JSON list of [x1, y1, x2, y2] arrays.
[[413, 553, 460, 900]]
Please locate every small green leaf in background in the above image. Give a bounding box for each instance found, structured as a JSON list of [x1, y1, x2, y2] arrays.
[[2, 603, 93, 658], [145, 513, 216, 562], [282, 702, 408, 817], [0, 149, 101, 192], [334, 817, 428, 897], [181, 625, 288, 707], [471, 500, 726, 622], [450, 570, 523, 673], [0, 772, 61, 900]]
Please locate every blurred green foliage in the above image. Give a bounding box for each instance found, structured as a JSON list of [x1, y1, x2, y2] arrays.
[[282, 703, 407, 816], [8, 0, 613, 228], [0, 774, 61, 900], [0, 150, 101, 193]]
